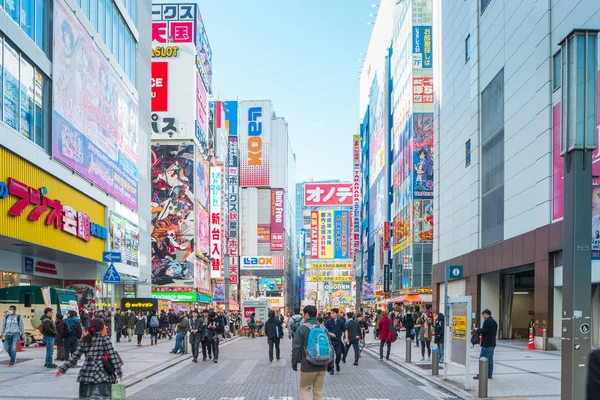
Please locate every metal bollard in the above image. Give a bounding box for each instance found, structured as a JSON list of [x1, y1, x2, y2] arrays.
[[405, 337, 412, 363], [542, 328, 547, 351], [478, 357, 488, 398], [432, 349, 439, 376]]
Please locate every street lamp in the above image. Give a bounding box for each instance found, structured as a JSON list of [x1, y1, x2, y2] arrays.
[[559, 29, 598, 400]]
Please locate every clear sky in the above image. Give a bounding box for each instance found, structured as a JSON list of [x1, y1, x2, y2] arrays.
[[198, 0, 374, 183]]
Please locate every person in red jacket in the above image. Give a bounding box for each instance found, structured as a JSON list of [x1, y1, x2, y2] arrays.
[[377, 310, 392, 360]]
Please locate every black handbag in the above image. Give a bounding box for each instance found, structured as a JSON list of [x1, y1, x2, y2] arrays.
[[102, 353, 116, 378]]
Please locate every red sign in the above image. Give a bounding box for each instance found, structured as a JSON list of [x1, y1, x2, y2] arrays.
[[152, 21, 194, 43], [36, 261, 57, 276], [151, 62, 168, 112], [413, 77, 434, 104], [229, 256, 238, 284], [310, 211, 319, 258], [383, 221, 391, 250], [244, 307, 255, 319], [153, 287, 194, 293], [270, 189, 284, 251], [304, 183, 352, 206]]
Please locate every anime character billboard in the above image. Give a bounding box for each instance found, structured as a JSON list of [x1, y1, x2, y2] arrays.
[[151, 144, 195, 286], [412, 113, 434, 199]]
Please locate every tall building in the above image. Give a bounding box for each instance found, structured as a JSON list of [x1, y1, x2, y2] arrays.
[[0, 1, 152, 304], [150, 1, 215, 308], [433, 0, 600, 348], [238, 100, 296, 314]]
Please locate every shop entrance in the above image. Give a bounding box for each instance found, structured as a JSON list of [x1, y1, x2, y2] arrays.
[[499, 266, 535, 339]]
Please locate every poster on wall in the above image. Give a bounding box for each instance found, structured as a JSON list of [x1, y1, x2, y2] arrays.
[[412, 113, 434, 198], [150, 144, 195, 286], [210, 166, 223, 279], [53, 0, 138, 210], [325, 282, 352, 306], [412, 200, 433, 244], [195, 147, 210, 211], [257, 224, 271, 243], [362, 282, 374, 303], [109, 213, 139, 268], [195, 203, 209, 257], [368, 172, 385, 246], [271, 189, 285, 251], [64, 280, 97, 311]]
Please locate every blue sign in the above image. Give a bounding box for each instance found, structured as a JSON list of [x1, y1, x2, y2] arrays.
[[412, 26, 432, 69], [447, 265, 463, 280], [23, 257, 34, 274], [103, 263, 121, 284], [103, 251, 122, 263]]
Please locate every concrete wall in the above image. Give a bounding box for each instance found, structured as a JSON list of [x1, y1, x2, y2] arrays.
[[480, 271, 500, 315]]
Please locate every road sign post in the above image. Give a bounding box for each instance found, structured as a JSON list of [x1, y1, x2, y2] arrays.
[[102, 252, 121, 346], [444, 265, 463, 381]]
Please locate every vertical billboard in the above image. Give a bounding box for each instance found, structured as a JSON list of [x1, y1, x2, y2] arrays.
[[333, 210, 351, 259], [108, 213, 139, 268], [228, 137, 240, 284], [310, 211, 351, 259], [413, 113, 434, 198], [195, 203, 209, 256], [239, 101, 272, 187], [310, 211, 319, 258], [319, 210, 334, 259], [412, 25, 432, 69], [352, 135, 361, 256], [271, 189, 285, 251], [53, 0, 138, 210], [195, 148, 210, 210], [210, 166, 223, 279], [413, 200, 433, 244], [150, 144, 195, 286]]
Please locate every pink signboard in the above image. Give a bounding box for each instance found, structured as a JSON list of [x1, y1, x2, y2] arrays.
[[271, 189, 284, 251], [304, 183, 353, 206]]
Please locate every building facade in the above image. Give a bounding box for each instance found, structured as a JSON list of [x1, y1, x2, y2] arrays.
[[0, 0, 152, 307], [433, 0, 600, 348]]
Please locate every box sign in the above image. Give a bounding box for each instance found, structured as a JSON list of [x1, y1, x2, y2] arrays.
[[269, 297, 285, 309], [307, 276, 353, 282], [0, 149, 106, 261], [240, 256, 284, 270], [304, 183, 352, 206], [399, 287, 433, 295], [121, 298, 159, 312], [244, 307, 255, 319], [152, 292, 195, 302], [197, 292, 212, 303]]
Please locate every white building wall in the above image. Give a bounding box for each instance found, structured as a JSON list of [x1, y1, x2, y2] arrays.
[[241, 188, 258, 256], [434, 0, 600, 265]]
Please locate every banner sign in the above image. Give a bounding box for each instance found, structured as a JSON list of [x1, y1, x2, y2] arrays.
[[309, 263, 353, 269], [310, 211, 319, 258], [239, 101, 272, 187], [228, 136, 239, 284], [383, 221, 391, 250], [319, 210, 334, 258], [307, 276, 353, 282], [362, 282, 375, 303], [413, 77, 434, 104], [210, 166, 223, 279], [240, 256, 284, 270], [257, 224, 271, 243], [309, 210, 351, 259], [53, 0, 138, 210], [352, 134, 361, 257], [258, 278, 283, 292], [333, 210, 350, 259], [412, 26, 432, 69], [304, 183, 352, 206], [270, 189, 284, 251], [108, 213, 139, 268]]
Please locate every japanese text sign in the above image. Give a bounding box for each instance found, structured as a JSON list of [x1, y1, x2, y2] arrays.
[[413, 77, 434, 104], [304, 183, 352, 206], [270, 189, 284, 251], [210, 166, 222, 279]]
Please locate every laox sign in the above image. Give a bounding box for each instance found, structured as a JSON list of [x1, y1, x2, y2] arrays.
[[247, 107, 263, 166]]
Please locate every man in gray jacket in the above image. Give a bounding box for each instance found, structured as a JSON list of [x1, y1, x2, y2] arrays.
[[1, 305, 24, 367], [292, 305, 331, 400]]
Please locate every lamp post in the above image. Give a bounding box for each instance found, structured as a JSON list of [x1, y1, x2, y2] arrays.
[[559, 29, 598, 400]]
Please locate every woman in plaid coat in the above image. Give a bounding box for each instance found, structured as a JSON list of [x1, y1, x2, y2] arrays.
[[56, 318, 122, 399]]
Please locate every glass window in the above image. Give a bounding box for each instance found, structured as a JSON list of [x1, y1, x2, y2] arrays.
[[35, 0, 47, 54], [76, 0, 80, 6], [112, 2, 118, 60], [119, 16, 125, 68], [465, 34, 471, 63], [81, 0, 89, 19], [0, 38, 3, 120], [553, 51, 561, 91], [106, 0, 112, 53], [124, 30, 130, 79], [34, 70, 48, 150], [4, 41, 20, 131], [90, 0, 97, 31], [21, 0, 34, 39], [132, 40, 136, 85], [465, 139, 471, 166], [131, 0, 136, 25], [6, 0, 19, 24], [20, 56, 34, 139], [481, 0, 491, 13], [99, 0, 106, 43]]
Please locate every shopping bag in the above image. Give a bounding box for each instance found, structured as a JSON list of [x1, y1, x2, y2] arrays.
[[111, 383, 126, 400]]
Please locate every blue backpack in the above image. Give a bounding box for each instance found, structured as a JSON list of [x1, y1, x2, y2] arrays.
[[304, 322, 333, 366]]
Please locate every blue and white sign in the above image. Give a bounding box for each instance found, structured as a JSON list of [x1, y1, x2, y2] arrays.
[[23, 257, 34, 274], [103, 264, 121, 284], [102, 251, 122, 263], [412, 26, 432, 69]]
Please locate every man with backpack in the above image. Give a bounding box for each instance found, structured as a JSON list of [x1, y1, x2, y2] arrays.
[[324, 307, 346, 375], [292, 305, 333, 400], [61, 310, 82, 364], [265, 310, 284, 362], [288, 307, 303, 339], [1, 305, 24, 367]]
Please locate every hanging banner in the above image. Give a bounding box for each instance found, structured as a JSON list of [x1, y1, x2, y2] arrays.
[[270, 189, 284, 251], [210, 166, 223, 279], [362, 282, 375, 303], [318, 210, 334, 259], [333, 210, 351, 259], [310, 211, 319, 258], [383, 221, 391, 250]]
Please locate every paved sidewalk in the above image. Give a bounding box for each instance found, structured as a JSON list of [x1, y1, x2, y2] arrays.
[[364, 335, 561, 400], [0, 334, 241, 400]]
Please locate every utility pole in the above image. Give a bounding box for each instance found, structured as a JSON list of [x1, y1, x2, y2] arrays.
[[559, 29, 597, 400], [224, 255, 230, 315]]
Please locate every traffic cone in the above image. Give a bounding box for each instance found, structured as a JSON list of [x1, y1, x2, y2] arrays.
[[527, 328, 535, 350], [16, 339, 23, 352]]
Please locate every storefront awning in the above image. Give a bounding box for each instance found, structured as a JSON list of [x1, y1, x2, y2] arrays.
[[400, 294, 424, 303]]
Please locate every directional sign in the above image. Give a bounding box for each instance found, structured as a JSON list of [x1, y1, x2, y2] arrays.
[[103, 263, 121, 284], [102, 251, 122, 263], [447, 265, 463, 280]]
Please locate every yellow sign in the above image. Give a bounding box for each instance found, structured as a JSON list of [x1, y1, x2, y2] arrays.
[[399, 287, 433, 295], [393, 235, 412, 255], [0, 148, 106, 261], [152, 46, 179, 58], [310, 263, 352, 269], [307, 276, 353, 282], [452, 315, 467, 340], [124, 301, 155, 309]]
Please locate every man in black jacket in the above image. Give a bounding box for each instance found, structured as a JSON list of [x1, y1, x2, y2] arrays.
[[265, 310, 284, 362], [587, 348, 600, 399], [474, 309, 498, 380], [114, 308, 125, 343], [342, 312, 361, 366]]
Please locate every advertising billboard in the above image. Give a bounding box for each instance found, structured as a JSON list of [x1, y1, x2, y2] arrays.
[[150, 144, 194, 286], [413, 77, 434, 104], [53, 0, 138, 210], [195, 203, 209, 256], [304, 183, 353, 206], [412, 25, 432, 69], [239, 101, 272, 187], [195, 147, 209, 210], [326, 282, 352, 306], [257, 224, 271, 243], [368, 172, 385, 246], [413, 113, 434, 198], [369, 75, 386, 183], [108, 213, 139, 268], [271, 189, 285, 251], [240, 256, 284, 270], [309, 210, 351, 259], [227, 136, 239, 283], [258, 278, 283, 292], [210, 166, 223, 279], [310, 211, 319, 258], [393, 205, 411, 255], [352, 135, 361, 254], [413, 200, 433, 244], [318, 210, 334, 259], [333, 210, 351, 259]]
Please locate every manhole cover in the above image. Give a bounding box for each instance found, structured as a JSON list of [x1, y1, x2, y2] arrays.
[[0, 358, 33, 364]]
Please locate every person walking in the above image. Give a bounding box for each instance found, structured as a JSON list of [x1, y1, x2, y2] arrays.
[[207, 311, 224, 363], [288, 307, 304, 340], [403, 307, 415, 341], [324, 308, 346, 375], [248, 313, 257, 338], [114, 308, 125, 343], [41, 307, 58, 368], [200, 309, 212, 361], [147, 310, 160, 345], [55, 314, 66, 362], [168, 309, 179, 335], [473, 309, 498, 380], [79, 308, 90, 333], [413, 306, 422, 347], [159, 310, 172, 339], [418, 311, 433, 361], [342, 312, 361, 366], [134, 311, 146, 346], [56, 318, 122, 399], [434, 313, 444, 363], [265, 310, 284, 362], [292, 305, 332, 400], [189, 310, 203, 363], [62, 311, 82, 365], [171, 311, 189, 354], [1, 305, 24, 367], [587, 348, 600, 399], [125, 309, 137, 342], [377, 310, 391, 360]]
